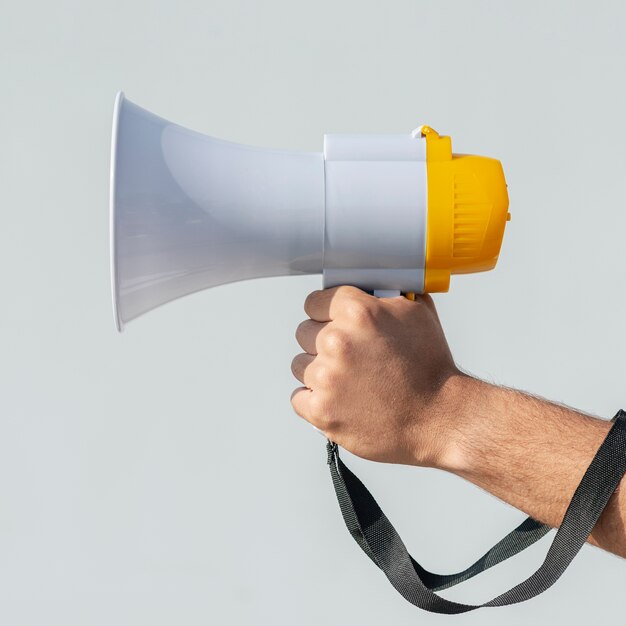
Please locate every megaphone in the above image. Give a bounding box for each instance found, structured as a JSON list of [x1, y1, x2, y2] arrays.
[[110, 92, 509, 330]]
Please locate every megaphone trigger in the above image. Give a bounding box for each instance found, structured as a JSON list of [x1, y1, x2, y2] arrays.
[[372, 290, 402, 298]]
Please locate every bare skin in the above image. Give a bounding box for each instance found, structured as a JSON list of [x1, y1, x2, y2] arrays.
[[290, 286, 626, 558]]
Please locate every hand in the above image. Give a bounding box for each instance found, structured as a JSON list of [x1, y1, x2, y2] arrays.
[[291, 287, 626, 559], [290, 286, 467, 467]]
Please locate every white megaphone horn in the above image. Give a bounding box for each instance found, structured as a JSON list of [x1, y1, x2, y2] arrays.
[[110, 92, 510, 330]]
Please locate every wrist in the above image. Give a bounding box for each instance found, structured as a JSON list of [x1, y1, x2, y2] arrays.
[[429, 374, 498, 474]]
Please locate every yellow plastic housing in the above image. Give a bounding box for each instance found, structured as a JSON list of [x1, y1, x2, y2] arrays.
[[420, 127, 510, 292]]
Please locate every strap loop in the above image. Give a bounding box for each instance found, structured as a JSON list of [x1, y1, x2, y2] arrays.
[[327, 410, 626, 614]]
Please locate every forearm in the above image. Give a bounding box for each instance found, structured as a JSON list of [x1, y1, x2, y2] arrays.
[[438, 375, 626, 557]]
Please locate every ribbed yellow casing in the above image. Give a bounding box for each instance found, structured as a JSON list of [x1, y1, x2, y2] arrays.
[[419, 126, 510, 293]]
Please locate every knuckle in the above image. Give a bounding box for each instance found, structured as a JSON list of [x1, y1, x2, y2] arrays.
[[335, 285, 361, 299], [345, 300, 373, 325], [311, 364, 335, 388], [319, 411, 338, 432], [309, 394, 332, 426], [319, 328, 350, 356]]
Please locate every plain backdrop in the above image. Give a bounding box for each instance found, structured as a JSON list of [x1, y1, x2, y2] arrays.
[[1, 1, 625, 624]]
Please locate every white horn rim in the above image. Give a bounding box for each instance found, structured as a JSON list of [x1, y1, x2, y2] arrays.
[[109, 90, 125, 332]]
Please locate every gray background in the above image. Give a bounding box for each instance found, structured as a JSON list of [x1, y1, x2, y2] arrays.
[[2, 0, 625, 624]]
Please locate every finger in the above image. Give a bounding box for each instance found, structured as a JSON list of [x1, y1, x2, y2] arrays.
[[404, 292, 436, 313], [290, 387, 328, 436], [295, 319, 328, 355], [291, 386, 312, 419], [419, 293, 435, 311], [304, 286, 370, 322], [418, 293, 442, 321], [291, 353, 315, 385]]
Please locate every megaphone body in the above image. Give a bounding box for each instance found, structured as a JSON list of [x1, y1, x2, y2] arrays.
[[110, 92, 509, 330]]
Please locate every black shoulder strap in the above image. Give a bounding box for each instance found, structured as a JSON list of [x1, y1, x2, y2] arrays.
[[326, 410, 626, 614]]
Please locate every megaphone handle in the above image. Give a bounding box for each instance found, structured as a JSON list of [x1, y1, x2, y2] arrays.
[[326, 410, 626, 614]]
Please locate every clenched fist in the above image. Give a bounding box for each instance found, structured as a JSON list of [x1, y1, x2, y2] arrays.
[[290, 286, 468, 468]]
